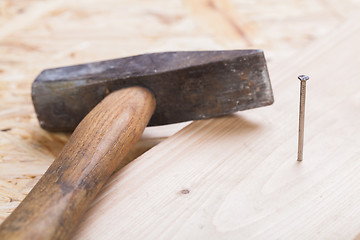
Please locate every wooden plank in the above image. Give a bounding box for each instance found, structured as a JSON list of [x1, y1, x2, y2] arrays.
[[73, 17, 360, 239], [1, 0, 360, 226]]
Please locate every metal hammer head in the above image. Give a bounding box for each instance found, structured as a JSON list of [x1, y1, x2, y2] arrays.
[[32, 50, 274, 132]]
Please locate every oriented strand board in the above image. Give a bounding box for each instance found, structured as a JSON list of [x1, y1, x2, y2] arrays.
[[1, 0, 360, 227], [72, 18, 360, 239]]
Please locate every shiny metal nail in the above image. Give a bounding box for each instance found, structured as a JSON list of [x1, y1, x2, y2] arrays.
[[297, 75, 309, 162]]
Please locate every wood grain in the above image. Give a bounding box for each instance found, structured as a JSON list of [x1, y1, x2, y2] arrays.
[[71, 17, 360, 239], [0, 87, 155, 240], [1, 0, 360, 228]]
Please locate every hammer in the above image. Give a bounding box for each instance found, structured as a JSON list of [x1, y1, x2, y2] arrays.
[[0, 50, 273, 239]]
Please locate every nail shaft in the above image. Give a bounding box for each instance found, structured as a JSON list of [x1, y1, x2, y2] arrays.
[[297, 75, 309, 162]]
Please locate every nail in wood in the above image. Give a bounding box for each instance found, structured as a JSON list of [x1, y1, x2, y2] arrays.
[[297, 75, 309, 162]]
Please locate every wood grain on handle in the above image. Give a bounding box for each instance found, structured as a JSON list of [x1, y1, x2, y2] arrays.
[[0, 87, 156, 240]]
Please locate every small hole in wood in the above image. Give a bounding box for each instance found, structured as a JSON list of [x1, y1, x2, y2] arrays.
[[180, 189, 190, 194]]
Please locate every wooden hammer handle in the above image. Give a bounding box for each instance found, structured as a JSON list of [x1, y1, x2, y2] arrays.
[[0, 87, 156, 240]]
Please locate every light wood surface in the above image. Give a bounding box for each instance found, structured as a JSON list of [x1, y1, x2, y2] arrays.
[[1, 0, 360, 235], [72, 17, 360, 239]]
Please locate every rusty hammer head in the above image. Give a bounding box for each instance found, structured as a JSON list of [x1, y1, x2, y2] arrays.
[[32, 50, 273, 131]]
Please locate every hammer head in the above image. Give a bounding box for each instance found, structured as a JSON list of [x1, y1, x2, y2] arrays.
[[32, 50, 273, 132]]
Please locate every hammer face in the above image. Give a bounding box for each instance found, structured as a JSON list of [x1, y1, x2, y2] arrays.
[[32, 50, 273, 131]]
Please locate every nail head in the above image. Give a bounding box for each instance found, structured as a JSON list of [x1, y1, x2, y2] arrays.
[[298, 75, 310, 81]]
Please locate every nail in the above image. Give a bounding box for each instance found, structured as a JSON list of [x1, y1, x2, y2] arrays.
[[297, 75, 309, 162]]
